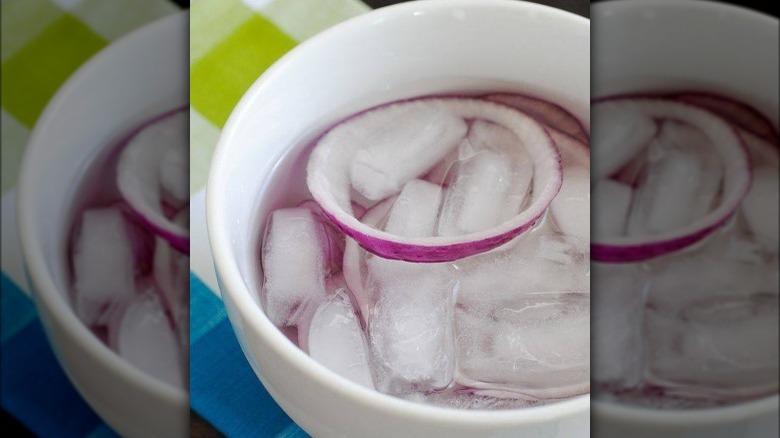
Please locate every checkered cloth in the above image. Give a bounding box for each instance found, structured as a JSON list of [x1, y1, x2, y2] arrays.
[[187, 1, 369, 436], [9, 1, 589, 435], [1, 1, 180, 436], [2, 0, 369, 436]]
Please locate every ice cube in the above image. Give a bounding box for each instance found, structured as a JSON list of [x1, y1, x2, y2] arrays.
[[647, 232, 777, 312], [117, 293, 184, 388], [455, 293, 590, 399], [643, 228, 779, 399], [468, 120, 532, 217], [741, 166, 779, 251], [592, 102, 657, 179], [424, 147, 461, 186], [303, 290, 374, 389], [591, 263, 650, 389], [349, 104, 467, 201], [592, 179, 633, 238], [261, 208, 328, 326], [319, 222, 346, 277], [367, 259, 457, 394], [627, 127, 710, 235], [384, 179, 442, 237], [467, 120, 520, 151], [457, 228, 590, 306], [645, 293, 779, 399], [438, 149, 515, 236], [73, 207, 136, 326], [549, 165, 590, 240], [342, 237, 370, 325], [657, 121, 722, 221], [153, 237, 188, 339]]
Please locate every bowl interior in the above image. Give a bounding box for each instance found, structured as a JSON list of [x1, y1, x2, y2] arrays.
[[18, 12, 188, 400], [593, 0, 778, 124], [209, 0, 590, 425], [592, 0, 779, 423], [215, 0, 589, 306]]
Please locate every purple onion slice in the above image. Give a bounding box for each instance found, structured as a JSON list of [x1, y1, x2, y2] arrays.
[[117, 109, 188, 253], [672, 92, 778, 143], [307, 97, 563, 262], [592, 98, 752, 262], [484, 92, 589, 143]]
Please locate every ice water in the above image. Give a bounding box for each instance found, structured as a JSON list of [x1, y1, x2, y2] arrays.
[[253, 94, 591, 409], [67, 109, 189, 389], [591, 92, 779, 409]]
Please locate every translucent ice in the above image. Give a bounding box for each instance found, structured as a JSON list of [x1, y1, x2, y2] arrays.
[[303, 290, 374, 389], [627, 123, 716, 235], [73, 207, 136, 325], [367, 259, 457, 394], [117, 293, 184, 388], [296, 200, 346, 275], [457, 226, 590, 306], [424, 147, 461, 186], [549, 165, 590, 241], [591, 263, 650, 389], [648, 232, 778, 311], [261, 208, 328, 326], [438, 149, 515, 236], [153, 237, 188, 343], [591, 102, 657, 179], [592, 179, 632, 238], [642, 228, 779, 399], [455, 292, 590, 399], [350, 104, 467, 201], [645, 293, 779, 399], [656, 121, 722, 221], [342, 237, 369, 324], [741, 166, 779, 251], [467, 120, 532, 216], [384, 179, 442, 237]]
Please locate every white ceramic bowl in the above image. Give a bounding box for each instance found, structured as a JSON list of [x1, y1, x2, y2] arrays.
[[208, 1, 589, 437], [592, 1, 779, 437], [17, 12, 188, 438]]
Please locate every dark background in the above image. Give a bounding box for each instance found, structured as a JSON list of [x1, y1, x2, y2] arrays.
[[364, 0, 590, 17], [590, 0, 777, 17]]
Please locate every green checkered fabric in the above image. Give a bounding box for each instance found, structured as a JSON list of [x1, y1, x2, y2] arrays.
[[0, 0, 179, 193], [189, 0, 369, 194], [1, 2, 179, 436]]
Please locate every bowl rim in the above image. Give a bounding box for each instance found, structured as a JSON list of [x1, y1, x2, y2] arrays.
[[593, 0, 779, 29], [591, 0, 779, 424], [208, 0, 590, 427], [17, 11, 189, 407], [593, 397, 780, 426]]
